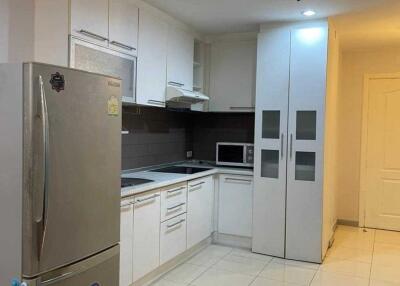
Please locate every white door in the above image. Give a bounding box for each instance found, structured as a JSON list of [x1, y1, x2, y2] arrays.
[[120, 198, 134, 286], [285, 26, 327, 263], [109, 0, 139, 55], [364, 76, 400, 231], [187, 176, 214, 249], [132, 191, 161, 282], [167, 26, 194, 90], [218, 175, 253, 237], [136, 9, 167, 107], [70, 0, 109, 45], [252, 28, 290, 258]]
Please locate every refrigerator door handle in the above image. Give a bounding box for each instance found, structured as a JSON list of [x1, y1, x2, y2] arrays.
[[36, 75, 49, 261]]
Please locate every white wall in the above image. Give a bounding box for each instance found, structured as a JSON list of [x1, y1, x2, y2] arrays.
[[337, 47, 400, 222], [0, 0, 34, 63], [0, 0, 9, 62]]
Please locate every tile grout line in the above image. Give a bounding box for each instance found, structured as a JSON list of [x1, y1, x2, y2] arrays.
[[368, 229, 376, 286]]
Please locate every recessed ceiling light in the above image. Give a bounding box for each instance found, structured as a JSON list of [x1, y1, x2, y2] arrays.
[[302, 10, 316, 17]]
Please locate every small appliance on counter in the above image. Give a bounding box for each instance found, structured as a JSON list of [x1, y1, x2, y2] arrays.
[[216, 142, 254, 167]]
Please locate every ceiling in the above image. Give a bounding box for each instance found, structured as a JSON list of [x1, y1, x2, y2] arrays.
[[143, 0, 398, 34], [332, 2, 400, 51]]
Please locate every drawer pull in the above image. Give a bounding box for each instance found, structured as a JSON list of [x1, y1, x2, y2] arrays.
[[167, 186, 185, 194], [225, 178, 252, 184], [189, 181, 205, 188], [167, 219, 185, 229], [136, 194, 160, 203], [167, 202, 185, 211], [78, 29, 108, 42], [121, 202, 134, 207]]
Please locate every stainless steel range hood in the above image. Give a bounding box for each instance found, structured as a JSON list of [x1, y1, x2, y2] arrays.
[[166, 86, 209, 104]]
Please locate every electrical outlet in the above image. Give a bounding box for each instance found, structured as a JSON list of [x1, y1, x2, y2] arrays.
[[186, 151, 193, 158]]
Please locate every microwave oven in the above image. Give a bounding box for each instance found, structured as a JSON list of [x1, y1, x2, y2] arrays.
[[216, 142, 254, 167]]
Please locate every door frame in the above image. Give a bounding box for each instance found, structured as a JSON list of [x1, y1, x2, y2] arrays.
[[359, 72, 400, 227]]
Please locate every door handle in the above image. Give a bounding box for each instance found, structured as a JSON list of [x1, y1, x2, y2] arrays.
[[281, 133, 284, 159], [167, 186, 185, 195], [36, 75, 49, 261], [135, 194, 160, 203], [290, 134, 293, 160], [167, 202, 185, 211], [168, 81, 184, 87], [167, 219, 185, 229], [110, 41, 136, 51], [78, 29, 108, 42], [189, 181, 205, 188], [224, 178, 252, 184]]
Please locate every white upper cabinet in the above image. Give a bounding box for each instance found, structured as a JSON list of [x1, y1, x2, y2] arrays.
[[167, 26, 194, 90], [209, 39, 257, 112], [136, 9, 168, 107], [109, 0, 139, 55], [70, 0, 109, 45]]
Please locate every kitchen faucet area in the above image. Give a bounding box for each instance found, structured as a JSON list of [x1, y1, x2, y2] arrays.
[[1, 0, 400, 285]]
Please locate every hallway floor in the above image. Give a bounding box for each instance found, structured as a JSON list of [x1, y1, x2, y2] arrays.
[[149, 226, 400, 286]]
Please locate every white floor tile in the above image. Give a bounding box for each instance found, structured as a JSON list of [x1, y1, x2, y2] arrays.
[[272, 257, 320, 270], [201, 244, 233, 258], [150, 279, 188, 286], [326, 245, 373, 263], [162, 263, 207, 284], [310, 271, 369, 286], [250, 276, 303, 286], [231, 248, 274, 263], [371, 264, 400, 284], [375, 230, 400, 246], [214, 254, 268, 276], [259, 262, 317, 285], [186, 251, 223, 268], [319, 256, 371, 279], [191, 267, 255, 286]]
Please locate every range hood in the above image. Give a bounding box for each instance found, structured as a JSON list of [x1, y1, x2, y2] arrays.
[[166, 86, 209, 104]]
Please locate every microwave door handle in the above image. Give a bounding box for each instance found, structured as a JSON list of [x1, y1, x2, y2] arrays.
[[35, 75, 49, 261]]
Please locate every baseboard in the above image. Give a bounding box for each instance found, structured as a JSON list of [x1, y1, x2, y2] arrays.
[[132, 237, 211, 286], [212, 232, 252, 249], [337, 219, 359, 227]]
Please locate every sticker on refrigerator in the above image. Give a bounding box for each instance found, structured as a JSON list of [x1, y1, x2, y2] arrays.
[[50, 72, 65, 92], [107, 96, 119, 116]]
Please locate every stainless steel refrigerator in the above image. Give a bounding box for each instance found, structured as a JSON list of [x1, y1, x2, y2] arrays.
[[0, 63, 121, 285]]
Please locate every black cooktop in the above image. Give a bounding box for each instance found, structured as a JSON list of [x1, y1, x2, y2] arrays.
[[151, 166, 212, 174], [121, 178, 154, 188]]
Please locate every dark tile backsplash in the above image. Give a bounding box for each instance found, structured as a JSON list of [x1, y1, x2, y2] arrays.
[[122, 106, 254, 170]]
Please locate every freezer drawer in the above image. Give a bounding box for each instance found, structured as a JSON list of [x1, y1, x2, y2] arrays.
[[23, 246, 119, 286]]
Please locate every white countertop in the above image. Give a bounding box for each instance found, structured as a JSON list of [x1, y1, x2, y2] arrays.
[[121, 162, 253, 198]]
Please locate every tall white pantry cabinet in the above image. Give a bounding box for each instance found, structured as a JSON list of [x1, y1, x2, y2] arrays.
[[252, 21, 329, 263]]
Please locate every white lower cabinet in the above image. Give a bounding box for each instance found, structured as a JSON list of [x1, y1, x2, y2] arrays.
[[160, 213, 187, 264], [120, 198, 134, 286], [218, 175, 253, 237], [132, 190, 161, 282], [187, 176, 214, 249]]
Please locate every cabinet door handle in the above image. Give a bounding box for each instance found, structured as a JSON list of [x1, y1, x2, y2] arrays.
[[167, 202, 185, 211], [281, 133, 284, 159], [167, 186, 185, 195], [110, 41, 136, 51], [290, 134, 293, 160], [224, 178, 252, 184], [121, 202, 134, 208], [147, 100, 165, 106], [229, 107, 255, 110], [136, 194, 160, 203], [167, 219, 185, 229], [78, 29, 108, 42], [168, 81, 184, 87], [189, 181, 205, 188]]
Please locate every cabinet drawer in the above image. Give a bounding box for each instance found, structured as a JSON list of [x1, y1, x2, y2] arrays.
[[160, 213, 187, 265], [161, 183, 187, 222]]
